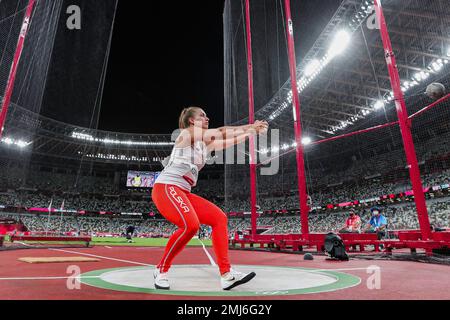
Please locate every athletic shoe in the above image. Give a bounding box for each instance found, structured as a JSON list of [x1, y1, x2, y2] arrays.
[[153, 269, 170, 290], [221, 269, 256, 291]]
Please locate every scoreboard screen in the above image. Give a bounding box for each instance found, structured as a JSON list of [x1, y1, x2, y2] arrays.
[[126, 171, 160, 188]]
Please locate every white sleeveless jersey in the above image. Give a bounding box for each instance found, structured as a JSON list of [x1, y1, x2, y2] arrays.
[[155, 141, 208, 192]]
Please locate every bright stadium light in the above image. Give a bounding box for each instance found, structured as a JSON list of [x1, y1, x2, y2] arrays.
[[374, 100, 385, 110], [431, 61, 443, 72], [1, 137, 31, 148], [328, 30, 351, 58], [421, 71, 430, 79], [413, 72, 423, 81], [304, 59, 321, 77], [71, 131, 174, 147], [83, 152, 149, 162], [302, 137, 312, 146], [16, 140, 28, 148], [269, 31, 353, 122], [72, 132, 94, 141]]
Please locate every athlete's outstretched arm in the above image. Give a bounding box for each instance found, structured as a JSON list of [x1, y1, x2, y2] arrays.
[[203, 121, 268, 143], [206, 132, 252, 152], [206, 124, 268, 152], [217, 121, 268, 139], [174, 121, 268, 148]]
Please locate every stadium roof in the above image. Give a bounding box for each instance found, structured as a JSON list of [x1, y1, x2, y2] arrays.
[[233, 0, 450, 140], [1, 102, 174, 165]]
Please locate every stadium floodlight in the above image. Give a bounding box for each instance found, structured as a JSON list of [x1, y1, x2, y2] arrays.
[[71, 131, 174, 147], [72, 132, 94, 141], [84, 152, 149, 162], [1, 137, 31, 148], [413, 72, 424, 81], [304, 59, 321, 77], [16, 140, 29, 148], [374, 100, 385, 110], [420, 71, 430, 79], [302, 137, 312, 146], [431, 61, 443, 72], [327, 30, 351, 58], [269, 31, 352, 122]]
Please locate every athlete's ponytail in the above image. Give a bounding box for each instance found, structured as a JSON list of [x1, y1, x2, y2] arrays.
[[179, 107, 201, 129]]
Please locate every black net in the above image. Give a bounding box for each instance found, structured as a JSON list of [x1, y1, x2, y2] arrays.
[[223, 0, 450, 237], [0, 0, 137, 240]]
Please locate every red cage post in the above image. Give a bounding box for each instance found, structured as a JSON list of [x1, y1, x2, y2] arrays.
[[374, 0, 432, 240], [283, 0, 310, 239], [0, 0, 36, 140], [244, 0, 258, 239]]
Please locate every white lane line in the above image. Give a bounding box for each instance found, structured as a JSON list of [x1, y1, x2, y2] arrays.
[[308, 268, 378, 272], [49, 248, 152, 267], [0, 276, 100, 281], [16, 242, 35, 247], [198, 239, 217, 267], [104, 246, 112, 249]]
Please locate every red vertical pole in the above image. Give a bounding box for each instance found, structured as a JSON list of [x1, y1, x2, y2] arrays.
[[374, 0, 432, 240], [0, 0, 36, 140], [244, 0, 258, 240], [283, 0, 309, 239]]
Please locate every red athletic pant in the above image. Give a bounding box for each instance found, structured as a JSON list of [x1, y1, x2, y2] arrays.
[[152, 184, 231, 275]]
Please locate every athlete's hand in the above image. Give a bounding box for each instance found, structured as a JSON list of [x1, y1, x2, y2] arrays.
[[252, 120, 269, 135]]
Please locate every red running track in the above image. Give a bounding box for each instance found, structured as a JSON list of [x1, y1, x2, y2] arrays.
[[0, 246, 449, 300]]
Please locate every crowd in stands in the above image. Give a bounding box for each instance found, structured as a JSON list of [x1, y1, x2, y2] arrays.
[[2, 198, 447, 239], [0, 212, 177, 237], [1, 166, 448, 215], [0, 127, 449, 238], [0, 191, 159, 214], [221, 169, 450, 212], [225, 199, 449, 237], [222, 130, 450, 209]]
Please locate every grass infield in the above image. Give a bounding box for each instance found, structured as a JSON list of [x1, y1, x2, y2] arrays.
[[91, 237, 213, 247], [5, 237, 213, 247]]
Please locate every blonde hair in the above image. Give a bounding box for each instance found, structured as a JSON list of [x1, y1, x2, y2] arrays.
[[179, 107, 202, 129]]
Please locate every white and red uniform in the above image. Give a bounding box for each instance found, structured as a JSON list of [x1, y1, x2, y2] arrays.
[[152, 141, 231, 275], [156, 141, 207, 191]]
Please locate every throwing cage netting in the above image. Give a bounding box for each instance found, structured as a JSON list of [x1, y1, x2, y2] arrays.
[[0, 0, 119, 238], [224, 0, 450, 240]]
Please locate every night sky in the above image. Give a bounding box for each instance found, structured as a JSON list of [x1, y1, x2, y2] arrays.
[[98, 0, 339, 135]]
